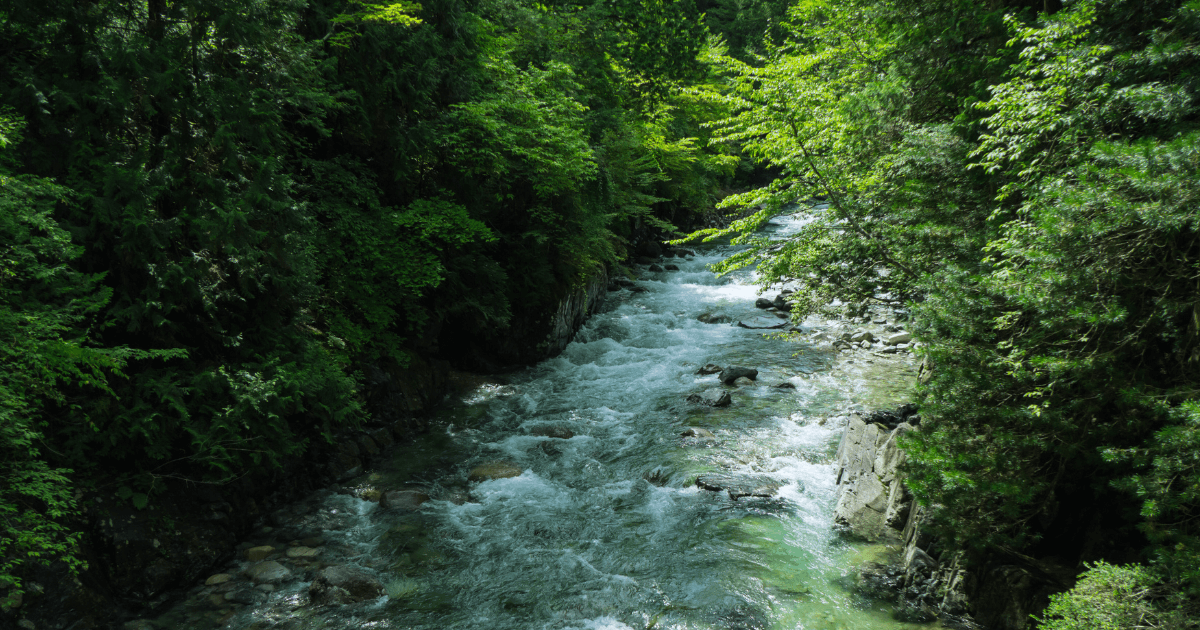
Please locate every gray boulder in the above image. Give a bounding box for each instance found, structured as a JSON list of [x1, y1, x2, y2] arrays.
[[687, 389, 732, 407], [884, 332, 913, 345], [832, 415, 914, 540], [697, 313, 732, 324], [737, 317, 788, 329], [243, 560, 291, 584], [694, 363, 722, 375], [732, 376, 756, 387], [309, 565, 384, 605], [696, 474, 788, 500], [718, 366, 758, 384], [380, 490, 429, 511], [849, 330, 875, 343]]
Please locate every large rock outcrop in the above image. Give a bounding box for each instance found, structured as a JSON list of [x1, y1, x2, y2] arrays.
[[833, 414, 913, 540], [836, 410, 1068, 629]]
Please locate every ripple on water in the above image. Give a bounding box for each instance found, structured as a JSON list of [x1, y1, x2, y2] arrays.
[[156, 216, 929, 630]]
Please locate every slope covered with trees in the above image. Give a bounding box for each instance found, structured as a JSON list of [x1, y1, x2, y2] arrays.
[[0, 0, 753, 600], [688, 0, 1200, 624]]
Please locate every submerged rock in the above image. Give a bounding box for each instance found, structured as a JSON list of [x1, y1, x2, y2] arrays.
[[245, 546, 274, 561], [695, 363, 722, 375], [664, 264, 680, 271], [687, 389, 732, 407], [243, 561, 290, 584], [309, 565, 384, 605], [529, 426, 574, 439], [697, 313, 732, 324], [681, 427, 715, 438], [648, 264, 664, 272], [718, 366, 758, 385], [468, 461, 523, 482], [696, 474, 786, 500], [732, 376, 756, 387], [737, 317, 788, 330]]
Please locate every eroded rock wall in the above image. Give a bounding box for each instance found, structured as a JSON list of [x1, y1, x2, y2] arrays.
[[833, 415, 913, 540]]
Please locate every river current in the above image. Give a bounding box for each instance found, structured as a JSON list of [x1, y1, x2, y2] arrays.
[[160, 216, 930, 630]]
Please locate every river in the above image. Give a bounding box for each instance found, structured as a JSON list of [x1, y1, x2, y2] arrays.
[[156, 215, 931, 630]]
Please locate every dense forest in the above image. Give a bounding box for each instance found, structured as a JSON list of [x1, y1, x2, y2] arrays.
[[1, 0, 1198, 627]]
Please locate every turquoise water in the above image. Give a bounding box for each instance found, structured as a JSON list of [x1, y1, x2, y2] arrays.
[[159, 216, 930, 630]]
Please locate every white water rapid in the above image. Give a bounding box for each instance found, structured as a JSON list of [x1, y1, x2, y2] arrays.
[[160, 216, 930, 630]]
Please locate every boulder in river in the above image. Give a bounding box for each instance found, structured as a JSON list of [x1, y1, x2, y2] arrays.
[[754, 297, 773, 309], [737, 316, 788, 330], [529, 425, 575, 439], [243, 560, 290, 584], [696, 474, 786, 500], [695, 363, 722, 375], [687, 389, 732, 407], [309, 565, 384, 605], [380, 490, 429, 511], [884, 332, 913, 345], [697, 313, 732, 324], [732, 376, 756, 387], [648, 264, 664, 272], [681, 427, 715, 438], [848, 330, 875, 343], [772, 295, 792, 311], [468, 461, 524, 482], [664, 264, 679, 271], [772, 381, 797, 389], [718, 366, 758, 384]]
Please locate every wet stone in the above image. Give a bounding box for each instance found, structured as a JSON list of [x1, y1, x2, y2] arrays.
[[718, 366, 758, 385], [205, 573, 233, 586], [687, 389, 732, 407], [287, 546, 322, 559], [529, 426, 574, 439], [244, 560, 291, 584], [381, 490, 430, 511], [245, 546, 274, 561], [696, 474, 785, 500], [468, 461, 523, 482], [733, 376, 756, 387], [695, 363, 722, 375], [309, 565, 384, 605], [737, 316, 788, 330], [681, 427, 715, 438]]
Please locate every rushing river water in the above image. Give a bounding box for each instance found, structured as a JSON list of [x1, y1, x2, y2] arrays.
[[158, 216, 931, 630]]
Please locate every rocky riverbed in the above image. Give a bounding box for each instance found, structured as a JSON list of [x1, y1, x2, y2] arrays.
[[102, 215, 950, 630]]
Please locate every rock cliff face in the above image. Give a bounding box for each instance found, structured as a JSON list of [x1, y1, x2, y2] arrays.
[[439, 267, 608, 370], [833, 415, 913, 540], [836, 412, 1068, 630]]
